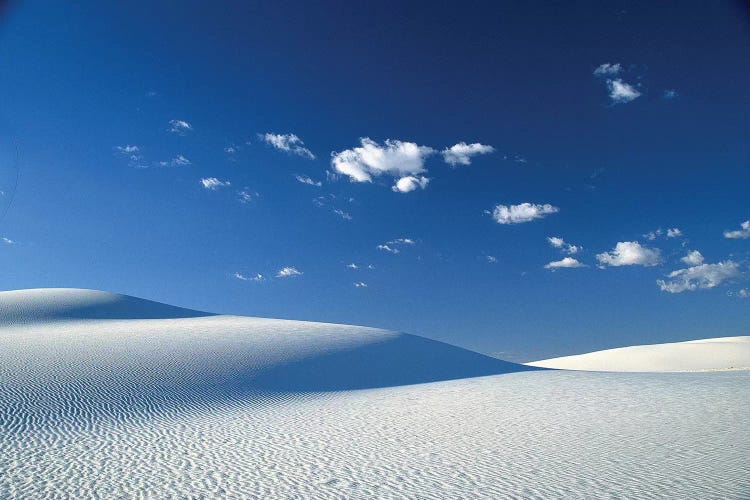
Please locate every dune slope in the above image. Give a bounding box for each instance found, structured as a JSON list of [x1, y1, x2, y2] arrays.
[[527, 336, 750, 372]]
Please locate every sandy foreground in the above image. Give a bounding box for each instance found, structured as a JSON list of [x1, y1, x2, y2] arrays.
[[1, 289, 748, 498]]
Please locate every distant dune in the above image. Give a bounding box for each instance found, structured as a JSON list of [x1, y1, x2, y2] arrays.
[[1, 288, 748, 498], [527, 336, 750, 372]]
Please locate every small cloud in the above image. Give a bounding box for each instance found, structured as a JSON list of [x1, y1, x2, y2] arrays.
[[485, 255, 498, 263], [681, 250, 704, 266], [377, 238, 414, 254], [663, 89, 678, 99], [596, 241, 661, 267], [354, 282, 368, 288], [442, 142, 495, 166], [388, 238, 415, 245], [737, 289, 750, 298], [606, 79, 641, 104], [643, 229, 662, 241], [377, 244, 399, 254], [657, 261, 740, 293], [114, 145, 140, 155], [331, 137, 434, 184], [295, 175, 322, 187], [200, 177, 231, 190], [545, 257, 586, 270], [2, 237, 15, 245], [260, 133, 315, 159], [724, 220, 750, 239], [158, 155, 191, 168], [392, 175, 429, 193], [490, 203, 559, 224], [168, 119, 193, 135], [237, 188, 258, 204], [276, 266, 303, 278], [546, 236, 581, 255], [593, 63, 622, 77], [346, 263, 359, 269], [233, 272, 264, 282], [333, 209, 352, 220], [666, 228, 682, 238]]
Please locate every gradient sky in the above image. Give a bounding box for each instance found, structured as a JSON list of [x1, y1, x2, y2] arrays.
[[0, 1, 748, 361]]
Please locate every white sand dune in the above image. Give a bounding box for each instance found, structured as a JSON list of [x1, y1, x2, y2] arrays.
[[527, 336, 750, 372], [1, 288, 748, 498]]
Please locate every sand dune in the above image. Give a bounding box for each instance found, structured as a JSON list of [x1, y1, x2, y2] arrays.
[[1, 288, 748, 498], [527, 336, 750, 372]]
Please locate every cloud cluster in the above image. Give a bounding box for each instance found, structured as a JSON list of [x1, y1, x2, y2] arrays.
[[261, 133, 315, 160], [490, 203, 559, 224], [442, 142, 495, 167], [547, 236, 581, 255], [657, 261, 739, 293], [593, 63, 640, 104], [724, 220, 750, 239], [158, 155, 191, 168], [233, 272, 264, 282], [377, 238, 415, 254], [237, 188, 258, 204], [596, 241, 661, 267], [295, 175, 322, 187]]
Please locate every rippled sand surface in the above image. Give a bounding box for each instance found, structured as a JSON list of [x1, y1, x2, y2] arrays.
[[1, 289, 748, 498]]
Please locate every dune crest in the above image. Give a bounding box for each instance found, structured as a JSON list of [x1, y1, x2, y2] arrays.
[[527, 336, 750, 372]]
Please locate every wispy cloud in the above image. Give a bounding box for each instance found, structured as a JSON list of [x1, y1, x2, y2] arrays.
[[376, 238, 415, 254], [489, 203, 559, 224], [237, 188, 258, 204], [200, 177, 231, 190], [663, 89, 678, 99], [260, 133, 315, 159], [168, 119, 193, 135], [333, 209, 352, 220], [295, 175, 322, 187], [346, 263, 359, 269], [724, 220, 750, 239], [2, 237, 15, 245], [354, 282, 368, 288], [545, 257, 586, 270], [596, 241, 661, 267], [485, 255, 497, 263], [593, 63, 622, 77], [657, 261, 739, 293], [442, 142, 495, 166], [158, 155, 191, 167], [233, 272, 264, 282], [276, 266, 303, 278]]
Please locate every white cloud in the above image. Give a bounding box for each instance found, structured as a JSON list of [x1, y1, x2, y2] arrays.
[[737, 289, 750, 298], [388, 238, 415, 245], [442, 142, 495, 166], [159, 155, 191, 167], [224, 146, 237, 154], [168, 119, 193, 135], [392, 175, 430, 193], [377, 238, 415, 254], [115, 145, 140, 155], [260, 133, 315, 159], [643, 229, 662, 241], [724, 220, 750, 239], [346, 263, 359, 269], [295, 175, 322, 187], [331, 137, 434, 184], [606, 79, 641, 104], [2, 237, 15, 245], [354, 282, 368, 288], [657, 261, 740, 293], [490, 203, 559, 224], [276, 266, 303, 278], [663, 89, 678, 99], [377, 244, 398, 254], [545, 257, 586, 270], [666, 228, 682, 238], [596, 241, 661, 267], [681, 250, 704, 266], [485, 255, 497, 263], [333, 209, 352, 220], [546, 236, 581, 255], [233, 272, 264, 282], [237, 188, 258, 204], [593, 63, 622, 77], [200, 177, 231, 190]]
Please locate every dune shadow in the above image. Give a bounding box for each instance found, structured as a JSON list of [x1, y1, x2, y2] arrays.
[[245, 333, 543, 392]]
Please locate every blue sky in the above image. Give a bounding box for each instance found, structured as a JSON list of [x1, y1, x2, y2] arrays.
[[0, 1, 748, 361]]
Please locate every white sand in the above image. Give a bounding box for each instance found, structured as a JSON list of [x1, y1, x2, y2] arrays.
[[527, 336, 750, 372], [1, 288, 748, 498]]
